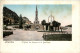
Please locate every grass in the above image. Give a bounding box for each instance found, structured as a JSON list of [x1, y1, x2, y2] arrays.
[[42, 34, 72, 41]]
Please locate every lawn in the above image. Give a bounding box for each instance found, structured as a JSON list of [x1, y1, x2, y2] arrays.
[[42, 34, 72, 41]]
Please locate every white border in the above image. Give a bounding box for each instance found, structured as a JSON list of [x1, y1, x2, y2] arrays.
[[0, 0, 80, 53]]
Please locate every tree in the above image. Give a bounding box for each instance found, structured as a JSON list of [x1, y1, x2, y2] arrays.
[[52, 21, 61, 31], [45, 23, 50, 31], [41, 20, 46, 30], [57, 23, 61, 31], [19, 14, 23, 29], [60, 27, 63, 32], [52, 21, 57, 31]]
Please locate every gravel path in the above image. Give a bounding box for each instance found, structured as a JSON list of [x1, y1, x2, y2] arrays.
[[3, 27, 72, 41], [3, 29, 44, 41]]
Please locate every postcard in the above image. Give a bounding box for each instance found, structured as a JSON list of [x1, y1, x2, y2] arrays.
[[0, 0, 80, 53]]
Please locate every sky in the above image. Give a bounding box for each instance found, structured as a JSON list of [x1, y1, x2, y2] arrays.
[[4, 4, 72, 26]]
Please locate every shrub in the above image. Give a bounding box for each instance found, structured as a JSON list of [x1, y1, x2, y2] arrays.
[[3, 31, 13, 38]]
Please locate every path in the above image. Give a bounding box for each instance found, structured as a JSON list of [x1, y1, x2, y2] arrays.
[[3, 29, 44, 41]]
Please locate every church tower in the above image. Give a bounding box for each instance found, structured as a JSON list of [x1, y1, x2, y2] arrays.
[[34, 5, 39, 24]]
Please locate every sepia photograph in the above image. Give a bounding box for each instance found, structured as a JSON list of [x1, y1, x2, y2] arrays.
[[3, 4, 72, 41]]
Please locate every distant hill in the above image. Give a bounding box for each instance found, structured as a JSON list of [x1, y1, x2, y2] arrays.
[[22, 17, 32, 24], [22, 17, 29, 21], [65, 24, 72, 27], [3, 7, 19, 25]]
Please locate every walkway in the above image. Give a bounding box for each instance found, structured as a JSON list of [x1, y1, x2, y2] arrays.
[[3, 29, 44, 41]]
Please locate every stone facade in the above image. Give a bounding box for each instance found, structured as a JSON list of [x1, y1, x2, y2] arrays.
[[31, 24, 43, 31]]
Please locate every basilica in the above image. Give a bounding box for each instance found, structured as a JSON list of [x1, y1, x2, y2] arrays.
[[23, 5, 61, 31], [30, 5, 43, 30]]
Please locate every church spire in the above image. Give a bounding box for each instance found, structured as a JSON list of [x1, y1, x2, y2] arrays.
[[36, 5, 38, 11], [34, 5, 39, 24]]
